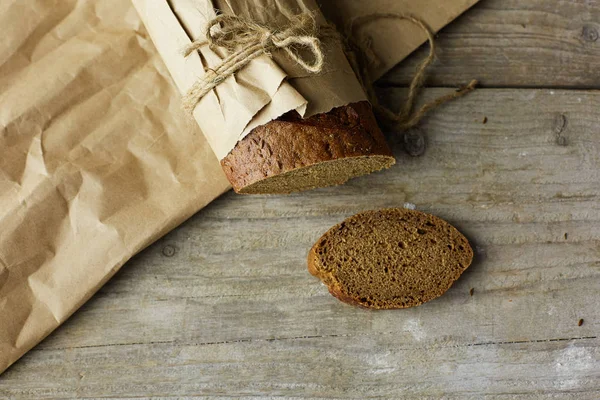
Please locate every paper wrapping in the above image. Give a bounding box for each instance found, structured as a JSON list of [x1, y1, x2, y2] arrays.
[[0, 0, 479, 373], [320, 0, 480, 81], [132, 0, 367, 160]]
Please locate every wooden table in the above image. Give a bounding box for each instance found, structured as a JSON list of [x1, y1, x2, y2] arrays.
[[2, 1, 599, 398]]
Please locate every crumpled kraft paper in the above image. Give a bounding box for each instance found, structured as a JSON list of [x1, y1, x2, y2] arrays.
[[0, 0, 230, 373], [0, 0, 478, 373]]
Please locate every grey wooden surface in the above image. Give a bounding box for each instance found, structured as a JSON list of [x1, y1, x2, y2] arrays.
[[2, 1, 600, 399], [385, 0, 600, 88]]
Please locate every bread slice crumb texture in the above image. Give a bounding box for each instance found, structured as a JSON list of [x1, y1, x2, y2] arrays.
[[238, 155, 394, 194], [308, 208, 473, 309]]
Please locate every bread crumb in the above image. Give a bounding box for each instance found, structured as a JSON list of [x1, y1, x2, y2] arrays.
[[482, 116, 488, 124], [578, 319, 584, 326], [403, 203, 416, 210], [469, 288, 474, 296]]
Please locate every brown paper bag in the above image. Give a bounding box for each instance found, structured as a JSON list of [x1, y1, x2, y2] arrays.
[[0, 0, 478, 373]]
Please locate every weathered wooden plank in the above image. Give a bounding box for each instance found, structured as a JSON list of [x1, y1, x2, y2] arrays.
[[2, 338, 599, 399], [382, 0, 600, 88], [33, 88, 599, 346], [2, 88, 600, 397]]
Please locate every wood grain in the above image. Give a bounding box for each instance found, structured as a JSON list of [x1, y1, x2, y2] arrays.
[[382, 0, 600, 88], [1, 88, 599, 398], [3, 338, 599, 399]]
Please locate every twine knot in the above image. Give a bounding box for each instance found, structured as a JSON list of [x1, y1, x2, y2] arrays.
[[182, 13, 328, 114]]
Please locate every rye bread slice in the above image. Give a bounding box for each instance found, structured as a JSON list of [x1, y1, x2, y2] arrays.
[[308, 208, 473, 309]]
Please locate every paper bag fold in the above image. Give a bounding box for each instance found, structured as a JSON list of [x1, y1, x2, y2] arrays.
[[320, 0, 480, 81]]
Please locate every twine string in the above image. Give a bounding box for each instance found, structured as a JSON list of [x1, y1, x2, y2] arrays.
[[346, 13, 478, 131], [182, 12, 478, 131], [181, 14, 326, 114]]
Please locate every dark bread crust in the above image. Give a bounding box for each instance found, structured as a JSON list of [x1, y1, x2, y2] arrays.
[[220, 102, 394, 194], [308, 208, 474, 309], [307, 257, 365, 308]]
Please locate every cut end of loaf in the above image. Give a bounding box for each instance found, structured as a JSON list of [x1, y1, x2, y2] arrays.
[[308, 208, 474, 309], [237, 155, 394, 194], [221, 102, 395, 194]]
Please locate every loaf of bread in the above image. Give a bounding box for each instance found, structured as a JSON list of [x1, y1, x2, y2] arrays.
[[308, 208, 473, 309], [220, 102, 395, 194]]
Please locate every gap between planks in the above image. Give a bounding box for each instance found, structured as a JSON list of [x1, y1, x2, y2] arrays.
[[33, 333, 598, 353], [376, 84, 600, 91]]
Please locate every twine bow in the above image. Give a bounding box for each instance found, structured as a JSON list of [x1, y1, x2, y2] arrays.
[[182, 14, 330, 114]]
